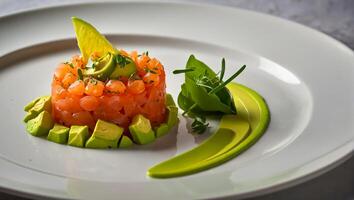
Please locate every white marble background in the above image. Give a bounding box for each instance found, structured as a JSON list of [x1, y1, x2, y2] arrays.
[[0, 0, 353, 200]]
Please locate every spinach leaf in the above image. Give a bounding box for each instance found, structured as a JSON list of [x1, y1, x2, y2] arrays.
[[175, 55, 246, 134]]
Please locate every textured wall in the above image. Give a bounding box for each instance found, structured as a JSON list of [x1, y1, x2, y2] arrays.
[[0, 0, 353, 48], [193, 0, 354, 49]]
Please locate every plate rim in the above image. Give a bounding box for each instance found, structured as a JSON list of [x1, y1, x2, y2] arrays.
[[0, 1, 353, 199], [0, 0, 353, 55]]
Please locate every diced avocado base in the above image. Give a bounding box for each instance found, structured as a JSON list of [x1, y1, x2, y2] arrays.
[[85, 120, 123, 149], [23, 112, 38, 123], [167, 106, 179, 127], [119, 135, 133, 148], [92, 119, 123, 141], [23, 96, 51, 122], [153, 94, 178, 138], [129, 115, 155, 145], [26, 111, 54, 137], [86, 136, 117, 148], [29, 96, 51, 113], [23, 94, 178, 147], [47, 124, 70, 144], [165, 94, 176, 107], [154, 123, 169, 138], [24, 96, 41, 112], [68, 125, 89, 148]]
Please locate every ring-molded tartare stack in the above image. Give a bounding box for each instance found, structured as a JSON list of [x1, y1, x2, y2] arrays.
[[51, 51, 166, 131], [23, 17, 178, 148]]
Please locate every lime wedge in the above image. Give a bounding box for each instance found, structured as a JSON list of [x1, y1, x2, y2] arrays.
[[72, 17, 118, 63]]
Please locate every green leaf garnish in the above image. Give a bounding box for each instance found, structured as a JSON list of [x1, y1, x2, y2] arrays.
[[173, 69, 194, 74], [175, 55, 246, 134], [115, 54, 131, 67], [182, 65, 245, 115], [77, 68, 84, 80], [220, 58, 225, 81], [191, 116, 209, 134], [64, 62, 74, 68], [145, 68, 158, 74], [208, 65, 246, 95]]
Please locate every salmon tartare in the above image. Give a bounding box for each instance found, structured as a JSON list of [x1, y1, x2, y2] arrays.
[[51, 51, 166, 131], [23, 17, 178, 148]]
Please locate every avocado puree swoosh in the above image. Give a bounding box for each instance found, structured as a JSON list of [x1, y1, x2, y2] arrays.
[[147, 83, 270, 178]]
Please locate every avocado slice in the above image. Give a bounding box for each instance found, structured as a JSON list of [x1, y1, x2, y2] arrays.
[[47, 124, 70, 144], [86, 137, 117, 149], [154, 123, 170, 138], [166, 106, 179, 128], [29, 96, 51, 113], [110, 55, 136, 78], [24, 96, 41, 112], [23, 112, 38, 123], [165, 94, 176, 107], [153, 94, 178, 138], [85, 119, 123, 149], [90, 120, 123, 141], [68, 125, 89, 148], [129, 114, 155, 145], [26, 110, 54, 137], [119, 135, 134, 148], [23, 96, 51, 122], [85, 53, 116, 80]]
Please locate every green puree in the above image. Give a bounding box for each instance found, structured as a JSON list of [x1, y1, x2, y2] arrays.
[[147, 83, 270, 178]]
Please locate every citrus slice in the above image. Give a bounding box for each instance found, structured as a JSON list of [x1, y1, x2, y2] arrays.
[[72, 17, 118, 63]]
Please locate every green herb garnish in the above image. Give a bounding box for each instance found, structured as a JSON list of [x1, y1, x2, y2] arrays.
[[77, 68, 84, 80], [173, 68, 194, 74], [208, 65, 246, 95], [220, 58, 225, 81], [128, 72, 140, 81], [145, 68, 158, 74], [191, 116, 209, 134], [175, 55, 246, 134], [64, 62, 74, 68], [115, 54, 131, 67], [91, 62, 97, 69], [87, 77, 98, 85]]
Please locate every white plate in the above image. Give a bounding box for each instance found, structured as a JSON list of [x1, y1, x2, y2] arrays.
[[0, 2, 353, 199]]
